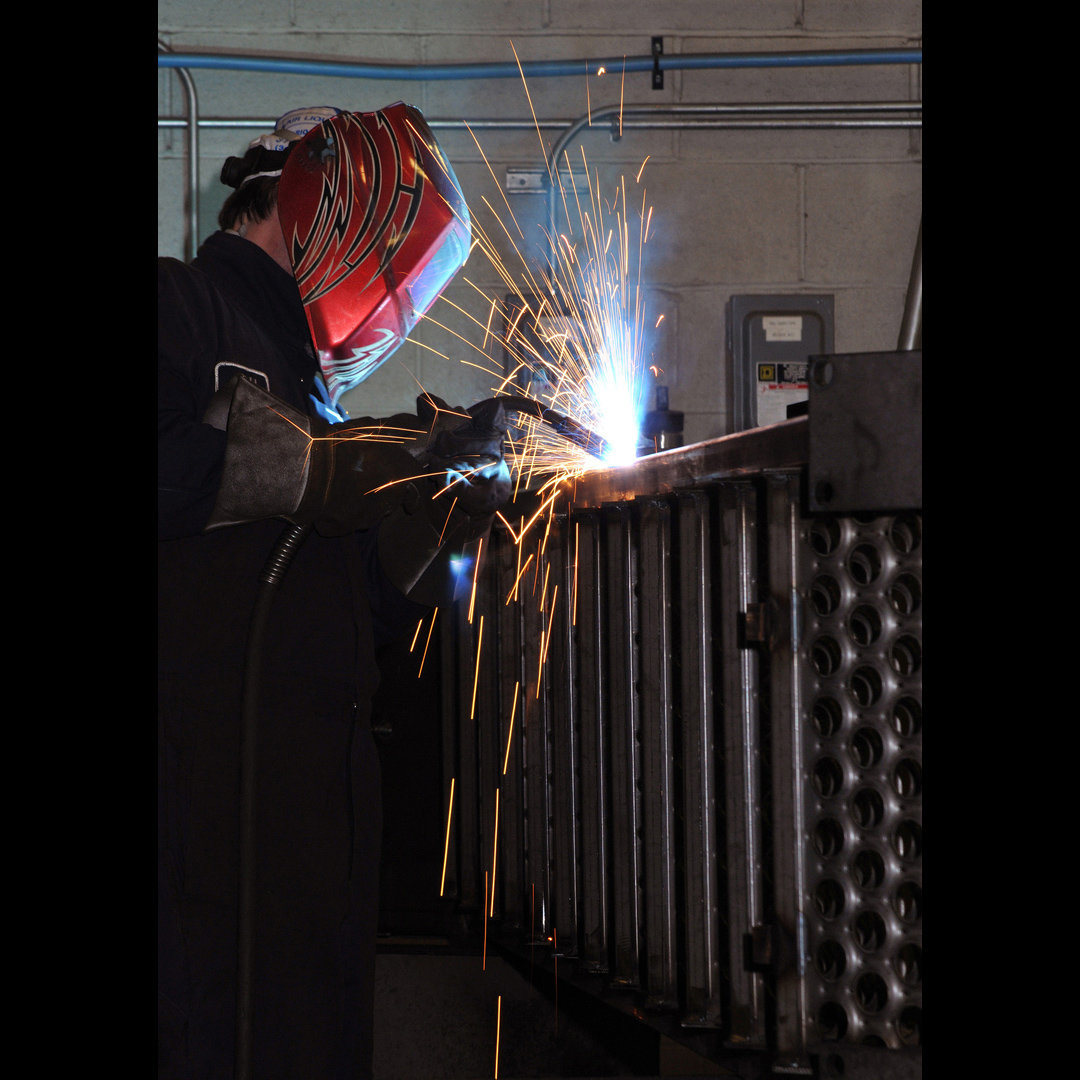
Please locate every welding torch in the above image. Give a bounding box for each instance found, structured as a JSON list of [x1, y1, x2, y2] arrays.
[[475, 394, 611, 460]]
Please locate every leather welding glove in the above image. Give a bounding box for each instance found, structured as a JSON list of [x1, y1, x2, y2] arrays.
[[203, 378, 512, 603], [203, 375, 431, 535], [374, 394, 513, 604]]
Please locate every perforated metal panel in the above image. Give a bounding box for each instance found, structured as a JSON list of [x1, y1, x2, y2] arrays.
[[801, 511, 923, 1051]]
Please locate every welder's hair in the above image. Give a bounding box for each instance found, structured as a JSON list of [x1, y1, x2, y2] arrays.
[[217, 143, 296, 231]]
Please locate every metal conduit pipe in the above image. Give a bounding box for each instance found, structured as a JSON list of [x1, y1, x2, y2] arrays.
[[898, 218, 923, 350], [157, 47, 922, 81], [158, 40, 200, 262], [543, 101, 922, 355], [159, 101, 920, 257], [544, 99, 921, 261]]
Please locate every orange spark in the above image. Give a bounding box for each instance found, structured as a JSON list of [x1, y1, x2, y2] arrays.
[[440, 777, 455, 896], [468, 536, 484, 623], [572, 521, 580, 627], [470, 615, 485, 719], [541, 586, 559, 670], [490, 787, 500, 917], [502, 681, 520, 775], [507, 551, 535, 605], [437, 497, 459, 545], [417, 607, 439, 678]]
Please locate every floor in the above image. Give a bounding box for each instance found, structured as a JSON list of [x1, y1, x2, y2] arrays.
[[373, 950, 738, 1080]]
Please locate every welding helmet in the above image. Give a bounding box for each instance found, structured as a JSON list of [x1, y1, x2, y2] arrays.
[[277, 102, 472, 404]]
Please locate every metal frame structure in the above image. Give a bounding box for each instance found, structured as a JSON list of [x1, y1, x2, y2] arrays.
[[439, 417, 922, 1079]]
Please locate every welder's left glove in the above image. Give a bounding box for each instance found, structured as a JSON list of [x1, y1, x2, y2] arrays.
[[374, 395, 513, 605], [202, 376, 429, 535]]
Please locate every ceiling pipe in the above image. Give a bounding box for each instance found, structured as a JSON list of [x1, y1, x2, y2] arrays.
[[157, 47, 922, 81]]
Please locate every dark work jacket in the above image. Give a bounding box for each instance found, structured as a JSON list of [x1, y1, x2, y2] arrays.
[[157, 231, 417, 1079]]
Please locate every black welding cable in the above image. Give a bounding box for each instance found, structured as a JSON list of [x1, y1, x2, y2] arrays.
[[235, 521, 313, 1080]]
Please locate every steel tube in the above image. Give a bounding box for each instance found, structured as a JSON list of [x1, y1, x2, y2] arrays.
[[637, 497, 678, 1008], [898, 218, 923, 350], [158, 40, 201, 259]]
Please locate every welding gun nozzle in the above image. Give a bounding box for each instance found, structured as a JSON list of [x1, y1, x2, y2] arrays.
[[493, 396, 610, 460]]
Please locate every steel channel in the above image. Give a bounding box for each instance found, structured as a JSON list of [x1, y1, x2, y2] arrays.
[[556, 419, 807, 509], [438, 607, 462, 900], [545, 515, 580, 951], [522, 559, 553, 939], [765, 473, 813, 1066], [718, 480, 768, 1047], [573, 510, 610, 971], [455, 601, 483, 915], [475, 554, 504, 922], [675, 490, 724, 1029], [493, 535, 526, 928], [637, 497, 678, 1009], [603, 502, 642, 987]]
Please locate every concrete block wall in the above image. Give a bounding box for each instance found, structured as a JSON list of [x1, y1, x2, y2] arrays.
[[158, 1, 921, 444]]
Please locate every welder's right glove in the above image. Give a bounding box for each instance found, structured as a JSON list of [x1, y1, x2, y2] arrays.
[[372, 395, 512, 604]]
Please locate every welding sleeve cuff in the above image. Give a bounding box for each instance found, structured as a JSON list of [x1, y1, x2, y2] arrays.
[[203, 376, 422, 534]]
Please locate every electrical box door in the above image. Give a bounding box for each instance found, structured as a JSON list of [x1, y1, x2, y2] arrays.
[[728, 294, 834, 432]]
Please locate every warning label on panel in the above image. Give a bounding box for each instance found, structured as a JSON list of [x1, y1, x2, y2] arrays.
[[757, 362, 808, 386], [756, 361, 808, 426]]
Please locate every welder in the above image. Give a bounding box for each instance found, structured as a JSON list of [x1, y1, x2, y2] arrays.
[[158, 104, 510, 1079]]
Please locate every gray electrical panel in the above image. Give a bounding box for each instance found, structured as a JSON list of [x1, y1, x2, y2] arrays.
[[728, 294, 834, 432]]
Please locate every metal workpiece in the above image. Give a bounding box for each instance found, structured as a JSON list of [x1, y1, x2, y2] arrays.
[[807, 351, 922, 514], [561, 418, 808, 511], [602, 501, 644, 989], [572, 510, 610, 973], [675, 490, 724, 1031], [716, 481, 769, 1048], [521, 559, 554, 940], [637, 498, 678, 1010], [801, 511, 923, 1053], [450, 602, 483, 916], [491, 534, 526, 930], [545, 515, 580, 951], [441, 419, 920, 1075], [765, 474, 815, 1063]]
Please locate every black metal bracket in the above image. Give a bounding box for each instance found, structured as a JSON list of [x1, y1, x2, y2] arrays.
[[807, 350, 923, 513], [652, 36, 664, 89]]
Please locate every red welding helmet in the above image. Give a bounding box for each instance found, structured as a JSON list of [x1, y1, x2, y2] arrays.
[[277, 103, 471, 404]]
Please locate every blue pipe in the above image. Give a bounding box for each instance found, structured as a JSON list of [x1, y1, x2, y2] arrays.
[[157, 48, 921, 81]]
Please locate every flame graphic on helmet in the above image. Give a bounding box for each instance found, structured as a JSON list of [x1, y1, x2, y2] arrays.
[[288, 111, 424, 307], [278, 103, 471, 403]]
